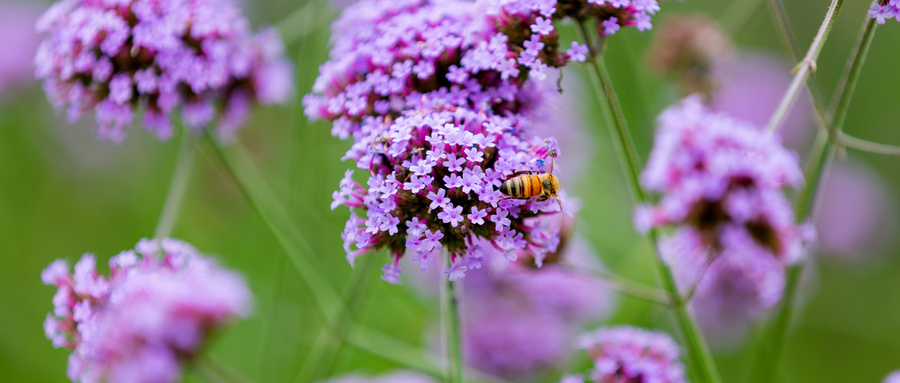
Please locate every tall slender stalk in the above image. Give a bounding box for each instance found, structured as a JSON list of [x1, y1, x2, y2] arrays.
[[293, 253, 378, 382], [153, 131, 196, 239], [441, 249, 464, 383], [765, 0, 843, 133], [575, 23, 721, 383], [751, 16, 878, 383], [205, 135, 340, 319]]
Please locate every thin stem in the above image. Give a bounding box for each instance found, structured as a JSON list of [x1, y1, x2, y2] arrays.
[[205, 135, 341, 319], [293, 253, 378, 383], [153, 131, 196, 239], [565, 265, 672, 306], [765, 0, 842, 152], [839, 133, 900, 156], [275, 0, 329, 46], [752, 16, 878, 383], [765, 0, 843, 133], [442, 250, 464, 383], [193, 355, 255, 383], [575, 22, 721, 383]]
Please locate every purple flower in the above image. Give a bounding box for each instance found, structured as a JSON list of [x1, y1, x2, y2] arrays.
[[576, 326, 687, 383], [566, 42, 589, 63], [602, 17, 620, 35], [35, 0, 293, 143], [814, 161, 896, 260], [639, 96, 808, 264], [870, 1, 899, 24], [41, 238, 251, 383], [311, 0, 566, 282], [485, 0, 664, 70]]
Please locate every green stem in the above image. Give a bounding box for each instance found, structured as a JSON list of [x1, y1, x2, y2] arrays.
[[275, 0, 330, 46], [839, 133, 900, 155], [721, 0, 767, 37], [293, 253, 378, 383], [568, 265, 672, 306], [442, 250, 464, 383], [153, 131, 196, 239], [205, 135, 340, 319], [194, 355, 255, 383], [575, 22, 721, 383], [765, 0, 843, 133], [752, 16, 877, 383]]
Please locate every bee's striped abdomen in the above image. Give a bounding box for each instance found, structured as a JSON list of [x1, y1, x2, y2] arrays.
[[501, 174, 543, 199]]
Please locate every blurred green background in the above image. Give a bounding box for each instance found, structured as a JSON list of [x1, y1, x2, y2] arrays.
[[2, 0, 900, 382]]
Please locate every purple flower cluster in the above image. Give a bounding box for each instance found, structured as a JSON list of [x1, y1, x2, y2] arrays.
[[484, 0, 663, 79], [35, 0, 293, 143], [636, 96, 810, 343], [574, 326, 687, 383], [42, 238, 251, 383], [309, 0, 568, 282], [459, 235, 613, 378], [637, 96, 807, 264], [870, 0, 900, 24]]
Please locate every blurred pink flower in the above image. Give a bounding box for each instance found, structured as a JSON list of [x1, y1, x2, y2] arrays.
[[0, 2, 43, 97], [815, 161, 896, 260]]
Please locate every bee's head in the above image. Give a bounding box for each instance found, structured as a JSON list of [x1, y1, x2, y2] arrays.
[[542, 174, 560, 196]]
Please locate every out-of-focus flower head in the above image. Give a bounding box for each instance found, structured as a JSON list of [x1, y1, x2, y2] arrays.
[[311, 0, 567, 283], [815, 161, 897, 260], [869, 1, 900, 24], [317, 370, 438, 383], [458, 234, 614, 379], [661, 230, 785, 346], [35, 0, 293, 143], [637, 96, 808, 264], [482, 0, 666, 81], [575, 326, 687, 383], [0, 2, 43, 98], [646, 14, 734, 97], [42, 238, 251, 383]]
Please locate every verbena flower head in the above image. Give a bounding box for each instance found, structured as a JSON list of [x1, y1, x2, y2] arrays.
[[661, 230, 784, 346], [35, 0, 293, 143], [0, 2, 43, 97], [480, 0, 666, 79], [576, 326, 687, 383], [42, 238, 251, 383], [636, 96, 808, 264], [870, 1, 900, 24], [310, 0, 566, 283], [459, 238, 614, 379]]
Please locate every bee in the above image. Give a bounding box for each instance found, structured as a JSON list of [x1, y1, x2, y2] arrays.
[[499, 156, 563, 213]]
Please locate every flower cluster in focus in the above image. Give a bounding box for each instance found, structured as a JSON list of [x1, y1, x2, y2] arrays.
[[870, 0, 900, 24], [35, 0, 293, 143], [483, 0, 663, 81], [42, 238, 251, 383], [308, 0, 567, 282], [572, 326, 687, 383]]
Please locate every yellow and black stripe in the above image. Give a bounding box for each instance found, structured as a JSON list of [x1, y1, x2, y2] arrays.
[[500, 174, 543, 199]]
